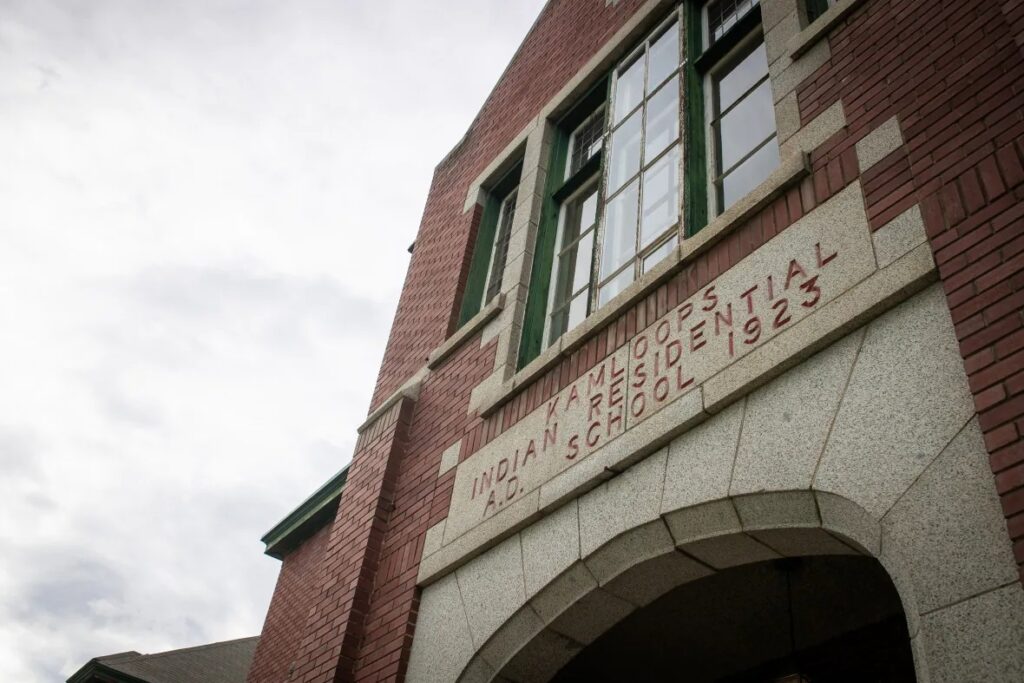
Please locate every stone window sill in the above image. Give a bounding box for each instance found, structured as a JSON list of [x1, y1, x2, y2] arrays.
[[477, 151, 809, 417], [789, 0, 867, 60], [427, 294, 505, 370]]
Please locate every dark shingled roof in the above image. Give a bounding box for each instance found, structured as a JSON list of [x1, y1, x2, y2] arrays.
[[67, 636, 258, 683]]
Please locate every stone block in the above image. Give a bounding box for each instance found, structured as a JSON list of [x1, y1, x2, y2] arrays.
[[762, 0, 800, 32], [878, 549, 922, 639], [549, 388, 705, 507], [529, 561, 598, 624], [406, 573, 475, 683], [698, 181, 876, 412], [583, 519, 676, 586], [681, 532, 781, 569], [664, 498, 742, 545], [418, 487, 540, 586], [730, 329, 862, 496], [457, 346, 630, 537], [602, 551, 711, 606], [750, 527, 859, 557], [765, 8, 801, 64], [734, 490, 820, 530], [500, 250, 533, 294], [500, 628, 582, 683], [769, 38, 830, 103], [578, 449, 667, 557], [815, 285, 975, 518], [456, 534, 527, 648], [478, 605, 546, 672], [459, 657, 496, 683], [918, 584, 1024, 682], [661, 400, 743, 513], [855, 115, 904, 173], [423, 519, 446, 558], [873, 204, 926, 269], [815, 491, 881, 556], [439, 440, 461, 476], [775, 91, 801, 144], [779, 100, 846, 158], [468, 369, 506, 417], [881, 418, 1019, 614], [548, 587, 635, 645], [522, 500, 581, 599], [702, 242, 931, 414]]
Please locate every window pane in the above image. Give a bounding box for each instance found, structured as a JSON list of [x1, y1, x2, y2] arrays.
[[647, 22, 679, 91], [553, 187, 597, 305], [555, 228, 594, 303], [569, 109, 605, 177], [601, 179, 639, 277], [722, 137, 780, 208], [644, 77, 680, 162], [643, 235, 677, 273], [707, 0, 759, 45], [598, 267, 634, 306], [717, 42, 768, 112], [640, 145, 680, 248], [718, 79, 775, 171], [613, 55, 644, 125], [607, 109, 643, 194], [485, 188, 518, 302], [580, 190, 599, 232], [567, 291, 589, 330], [548, 308, 568, 346], [571, 230, 595, 293]]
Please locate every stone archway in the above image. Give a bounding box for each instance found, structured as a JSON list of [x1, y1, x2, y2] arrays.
[[408, 286, 1024, 683], [455, 489, 917, 683], [552, 554, 915, 681]]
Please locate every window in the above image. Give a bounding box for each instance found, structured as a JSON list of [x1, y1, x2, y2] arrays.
[[703, 0, 778, 214], [519, 1, 778, 366], [484, 186, 519, 303], [457, 164, 521, 326], [597, 18, 684, 307], [805, 0, 838, 24], [545, 105, 606, 345]]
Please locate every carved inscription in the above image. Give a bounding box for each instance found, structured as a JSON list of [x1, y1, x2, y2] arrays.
[[469, 352, 627, 517], [443, 184, 877, 546], [628, 241, 839, 426]]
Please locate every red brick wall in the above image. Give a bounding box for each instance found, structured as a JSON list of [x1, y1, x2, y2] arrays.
[[288, 398, 414, 683], [247, 521, 333, 683], [794, 0, 1024, 580], [252, 1, 1024, 681]]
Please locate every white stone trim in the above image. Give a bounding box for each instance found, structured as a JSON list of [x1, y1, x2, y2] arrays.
[[408, 286, 1024, 683], [788, 0, 868, 60], [856, 115, 905, 172]]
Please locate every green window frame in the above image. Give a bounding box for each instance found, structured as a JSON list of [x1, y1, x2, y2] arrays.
[[518, 0, 775, 368], [457, 162, 522, 326]]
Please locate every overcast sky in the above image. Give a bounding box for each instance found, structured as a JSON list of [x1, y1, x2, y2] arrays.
[[0, 1, 546, 679]]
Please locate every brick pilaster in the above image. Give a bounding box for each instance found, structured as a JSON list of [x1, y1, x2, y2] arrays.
[[288, 397, 415, 683]]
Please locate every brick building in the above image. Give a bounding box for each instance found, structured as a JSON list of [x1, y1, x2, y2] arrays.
[[246, 0, 1024, 681]]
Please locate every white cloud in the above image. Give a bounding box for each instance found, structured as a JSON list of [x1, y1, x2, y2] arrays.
[[0, 1, 546, 679]]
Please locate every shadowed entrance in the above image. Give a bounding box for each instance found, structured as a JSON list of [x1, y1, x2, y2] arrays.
[[552, 555, 914, 682]]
